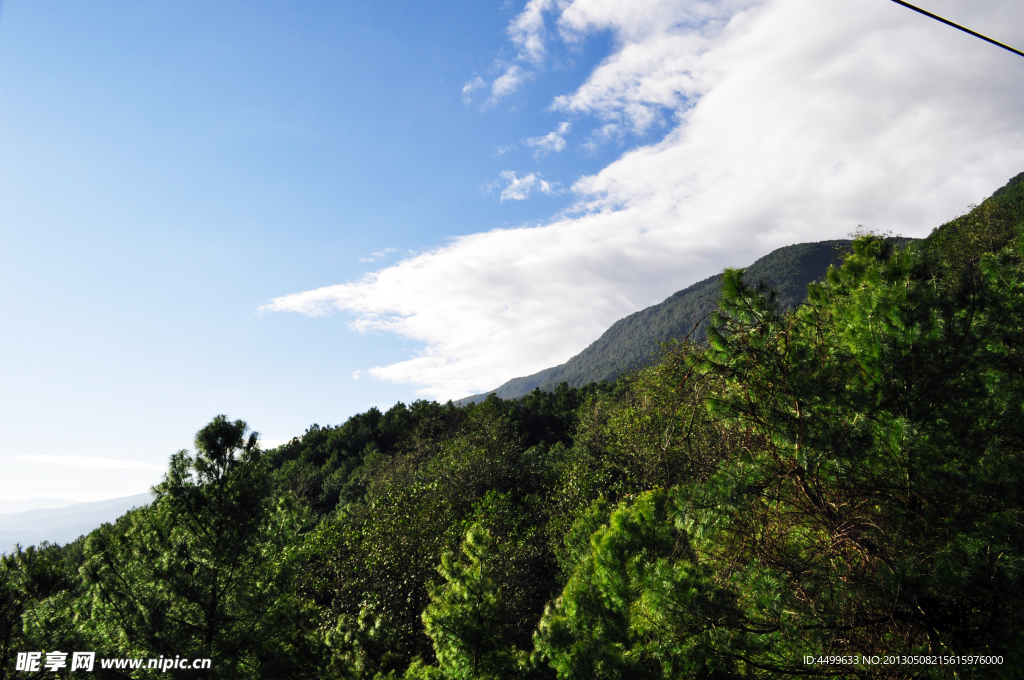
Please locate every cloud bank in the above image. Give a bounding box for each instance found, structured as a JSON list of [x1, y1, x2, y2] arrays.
[[264, 0, 1024, 399]]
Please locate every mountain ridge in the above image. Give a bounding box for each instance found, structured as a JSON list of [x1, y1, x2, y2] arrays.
[[457, 239, 857, 404]]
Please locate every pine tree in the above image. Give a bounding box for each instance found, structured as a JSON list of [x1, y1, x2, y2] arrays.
[[77, 416, 320, 678], [421, 525, 524, 680]]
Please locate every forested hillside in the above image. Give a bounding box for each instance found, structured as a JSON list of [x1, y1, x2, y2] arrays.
[[459, 239, 855, 404], [3, 172, 1024, 679]]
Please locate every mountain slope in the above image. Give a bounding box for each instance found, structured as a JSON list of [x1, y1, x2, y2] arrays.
[[459, 239, 852, 404], [0, 493, 153, 550]]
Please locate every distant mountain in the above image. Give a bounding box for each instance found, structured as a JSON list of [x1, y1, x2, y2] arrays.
[[0, 497, 78, 515], [0, 492, 153, 551], [458, 239, 857, 404]]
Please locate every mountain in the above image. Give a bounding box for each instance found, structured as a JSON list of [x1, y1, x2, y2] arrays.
[[458, 239, 856, 404], [0, 498, 78, 514], [0, 492, 153, 551]]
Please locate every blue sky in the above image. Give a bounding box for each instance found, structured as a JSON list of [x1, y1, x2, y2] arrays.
[[2, 0, 1023, 502]]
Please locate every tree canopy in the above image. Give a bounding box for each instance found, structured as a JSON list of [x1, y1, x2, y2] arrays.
[[5, 173, 1024, 679]]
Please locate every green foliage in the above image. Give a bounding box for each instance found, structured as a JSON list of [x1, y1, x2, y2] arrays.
[[536, 489, 751, 680], [925, 170, 1024, 281], [421, 524, 524, 680], [541, 224, 1024, 677], [325, 603, 410, 680], [0, 559, 17, 679], [302, 399, 565, 676], [70, 416, 321, 678], [1, 540, 85, 680], [545, 343, 734, 578], [265, 402, 425, 515]]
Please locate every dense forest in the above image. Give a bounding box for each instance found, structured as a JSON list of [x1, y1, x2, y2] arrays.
[[3, 172, 1024, 678]]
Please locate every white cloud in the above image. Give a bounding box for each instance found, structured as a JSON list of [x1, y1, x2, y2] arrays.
[[18, 455, 165, 471], [497, 170, 555, 201], [508, 0, 559, 64], [552, 0, 761, 132], [491, 64, 530, 99], [462, 76, 486, 103], [556, 0, 744, 43], [527, 121, 572, 155], [485, 0, 569, 103], [551, 31, 706, 132], [264, 0, 1024, 400], [580, 122, 623, 151], [359, 247, 397, 263]]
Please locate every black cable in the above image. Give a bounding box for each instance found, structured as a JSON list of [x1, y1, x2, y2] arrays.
[[890, 0, 1024, 59]]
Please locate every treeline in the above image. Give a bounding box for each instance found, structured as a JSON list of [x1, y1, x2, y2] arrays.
[[3, 174, 1024, 678]]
